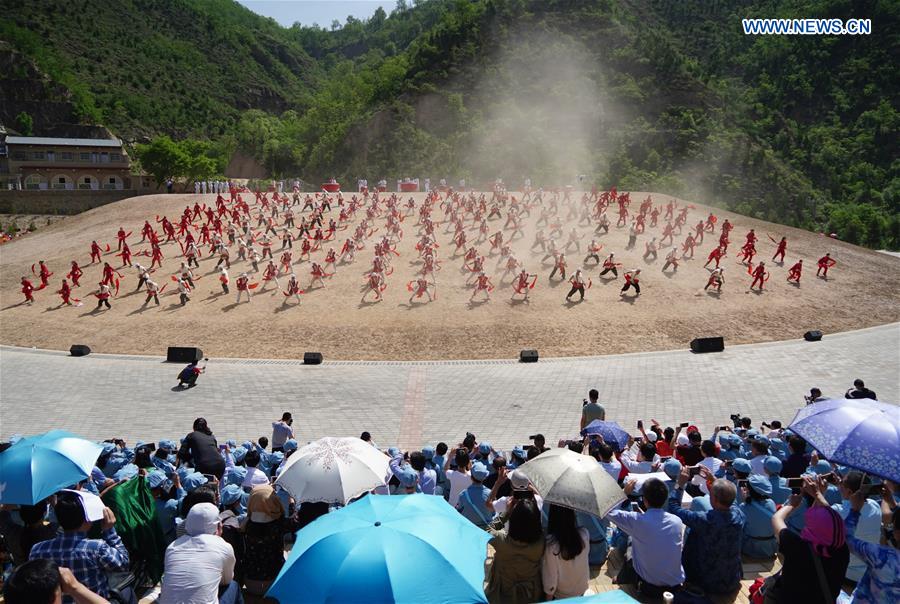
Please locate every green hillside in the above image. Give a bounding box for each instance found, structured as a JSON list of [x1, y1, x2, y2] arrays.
[[2, 0, 898, 248], [0, 0, 316, 137]]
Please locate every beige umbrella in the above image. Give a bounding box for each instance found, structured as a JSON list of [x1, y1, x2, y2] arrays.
[[517, 448, 625, 517], [275, 436, 391, 505]]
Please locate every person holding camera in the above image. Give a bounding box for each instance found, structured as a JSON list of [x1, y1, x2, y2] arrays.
[[271, 412, 294, 452]]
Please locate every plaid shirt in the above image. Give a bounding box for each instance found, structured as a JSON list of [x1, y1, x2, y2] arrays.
[[29, 529, 129, 601]]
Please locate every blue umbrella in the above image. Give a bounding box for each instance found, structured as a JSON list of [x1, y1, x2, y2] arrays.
[[267, 493, 491, 604], [550, 591, 640, 603], [788, 398, 900, 482], [580, 420, 630, 451], [0, 430, 103, 504]]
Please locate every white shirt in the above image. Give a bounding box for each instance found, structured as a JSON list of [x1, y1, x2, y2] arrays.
[[693, 457, 723, 494], [160, 534, 235, 604], [242, 466, 270, 489], [445, 469, 471, 507], [542, 528, 591, 599], [599, 458, 622, 481]]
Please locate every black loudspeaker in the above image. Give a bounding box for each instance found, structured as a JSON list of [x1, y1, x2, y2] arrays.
[[166, 346, 203, 363], [520, 349, 539, 363], [690, 337, 724, 353], [70, 344, 91, 357], [303, 352, 323, 365], [804, 330, 823, 342]]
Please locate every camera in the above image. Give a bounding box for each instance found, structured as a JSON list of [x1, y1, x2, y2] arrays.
[[688, 466, 702, 478], [512, 489, 534, 500], [729, 413, 742, 427]]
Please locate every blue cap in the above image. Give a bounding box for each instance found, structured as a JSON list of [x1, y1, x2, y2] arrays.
[[101, 442, 117, 455], [266, 451, 284, 467], [177, 466, 194, 482], [511, 445, 527, 460], [663, 458, 683, 479], [397, 467, 418, 488], [388, 447, 401, 458], [422, 446, 435, 458], [182, 472, 208, 492], [223, 466, 247, 488], [764, 456, 783, 474], [242, 441, 254, 450], [732, 458, 752, 474], [226, 439, 238, 448], [221, 484, 243, 506], [478, 442, 492, 455], [158, 439, 177, 452], [746, 430, 759, 438], [747, 474, 773, 496], [812, 460, 832, 475], [231, 446, 247, 464], [769, 438, 786, 453], [113, 464, 138, 482], [282, 439, 298, 453], [471, 462, 489, 481], [728, 434, 742, 447], [754, 435, 770, 447], [147, 470, 168, 490]]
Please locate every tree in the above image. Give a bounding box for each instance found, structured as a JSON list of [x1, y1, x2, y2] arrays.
[[14, 112, 33, 136], [135, 136, 188, 188]]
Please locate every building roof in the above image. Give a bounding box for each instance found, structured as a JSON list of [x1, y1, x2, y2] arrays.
[[5, 136, 124, 148]]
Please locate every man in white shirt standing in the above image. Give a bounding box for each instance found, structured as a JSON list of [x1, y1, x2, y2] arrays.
[[271, 412, 294, 452], [605, 478, 685, 597], [160, 503, 241, 604]]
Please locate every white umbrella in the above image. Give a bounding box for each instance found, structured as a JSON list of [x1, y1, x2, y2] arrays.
[[275, 436, 391, 505], [517, 448, 625, 518]]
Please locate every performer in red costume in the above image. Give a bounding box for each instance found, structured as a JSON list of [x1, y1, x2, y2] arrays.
[[704, 268, 725, 293], [566, 269, 589, 302], [771, 236, 787, 263], [361, 272, 386, 303], [681, 233, 696, 259], [705, 213, 717, 232], [20, 276, 35, 304], [36, 260, 52, 288], [787, 259, 803, 284], [283, 273, 303, 304], [116, 227, 130, 251], [704, 246, 726, 269], [511, 269, 537, 301], [661, 248, 679, 273], [140, 220, 154, 243], [598, 253, 620, 278], [816, 253, 836, 278], [549, 253, 567, 281], [737, 241, 756, 265], [620, 269, 641, 296], [407, 277, 434, 304], [67, 261, 83, 287], [470, 272, 494, 302], [89, 240, 103, 264], [749, 261, 768, 290]]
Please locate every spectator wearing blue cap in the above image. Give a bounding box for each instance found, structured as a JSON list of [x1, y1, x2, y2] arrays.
[[739, 474, 778, 558], [749, 436, 770, 476], [218, 484, 246, 585], [182, 471, 209, 494], [807, 457, 842, 506], [662, 458, 682, 492], [409, 451, 438, 495], [456, 462, 493, 529], [395, 467, 419, 494], [716, 432, 739, 463], [509, 445, 528, 469], [831, 471, 883, 583], [148, 469, 185, 544], [667, 466, 745, 594], [764, 457, 792, 505]]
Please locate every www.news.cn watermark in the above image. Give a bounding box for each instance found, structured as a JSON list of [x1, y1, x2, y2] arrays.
[[742, 18, 872, 35]]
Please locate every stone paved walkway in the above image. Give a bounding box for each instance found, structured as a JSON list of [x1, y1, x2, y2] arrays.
[[1, 323, 897, 450]]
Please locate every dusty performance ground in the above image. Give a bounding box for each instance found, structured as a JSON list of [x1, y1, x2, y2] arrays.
[[0, 191, 898, 360]]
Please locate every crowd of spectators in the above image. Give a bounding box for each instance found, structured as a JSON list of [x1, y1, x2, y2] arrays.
[[1, 380, 897, 604]]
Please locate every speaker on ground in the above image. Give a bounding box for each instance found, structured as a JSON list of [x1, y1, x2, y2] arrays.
[[166, 346, 203, 363], [520, 349, 539, 363], [304, 352, 323, 365], [70, 344, 91, 357], [804, 330, 823, 341], [690, 337, 724, 353]]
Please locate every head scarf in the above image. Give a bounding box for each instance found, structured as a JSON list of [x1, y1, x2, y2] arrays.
[[247, 485, 283, 523], [800, 506, 845, 558]]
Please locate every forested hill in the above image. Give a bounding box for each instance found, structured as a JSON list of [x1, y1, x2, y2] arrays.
[[1, 0, 898, 248], [0, 0, 316, 137]]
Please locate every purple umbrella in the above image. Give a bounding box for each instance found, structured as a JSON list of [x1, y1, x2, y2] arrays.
[[580, 420, 630, 451], [788, 398, 899, 482]]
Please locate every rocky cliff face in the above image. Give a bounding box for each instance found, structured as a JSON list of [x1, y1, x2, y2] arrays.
[[0, 42, 79, 133]]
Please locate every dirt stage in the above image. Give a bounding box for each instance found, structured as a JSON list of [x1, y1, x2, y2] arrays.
[[1, 191, 898, 360]]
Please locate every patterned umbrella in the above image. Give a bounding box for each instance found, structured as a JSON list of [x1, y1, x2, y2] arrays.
[[788, 398, 900, 482], [580, 420, 630, 451], [518, 448, 625, 518], [275, 436, 391, 505]]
